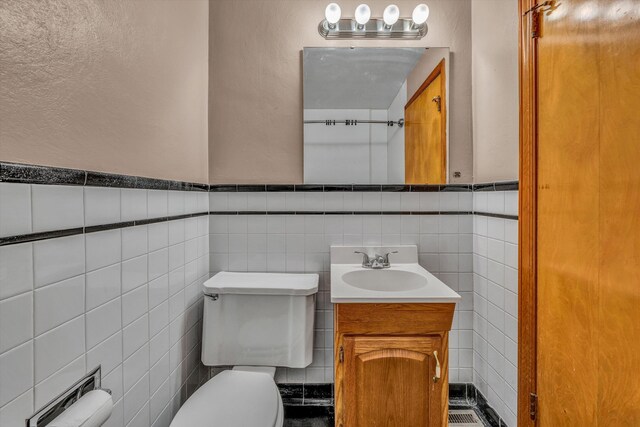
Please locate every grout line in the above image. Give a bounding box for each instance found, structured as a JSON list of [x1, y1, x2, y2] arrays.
[[30, 214, 36, 413]]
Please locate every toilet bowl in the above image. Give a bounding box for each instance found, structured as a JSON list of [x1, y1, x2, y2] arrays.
[[170, 367, 284, 427], [169, 272, 318, 427]]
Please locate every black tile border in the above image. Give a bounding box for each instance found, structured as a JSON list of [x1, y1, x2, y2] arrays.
[[209, 182, 514, 192], [0, 227, 86, 246], [210, 210, 513, 218], [449, 383, 468, 400], [0, 212, 209, 247], [0, 162, 209, 192], [211, 184, 475, 192], [1, 162, 517, 193], [0, 162, 87, 186], [303, 383, 333, 401], [283, 404, 335, 421], [474, 387, 506, 427], [473, 181, 519, 192], [474, 211, 519, 221], [278, 382, 507, 426], [209, 211, 477, 216]]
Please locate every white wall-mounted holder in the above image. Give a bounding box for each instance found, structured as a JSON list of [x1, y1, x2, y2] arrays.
[[26, 366, 111, 427], [319, 3, 429, 39]]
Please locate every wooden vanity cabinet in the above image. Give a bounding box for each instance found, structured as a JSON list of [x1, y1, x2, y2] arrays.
[[334, 303, 455, 427]]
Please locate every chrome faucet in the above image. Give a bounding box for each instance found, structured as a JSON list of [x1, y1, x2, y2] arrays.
[[354, 250, 398, 269]]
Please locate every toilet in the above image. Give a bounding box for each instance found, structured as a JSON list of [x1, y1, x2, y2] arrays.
[[170, 271, 319, 427]]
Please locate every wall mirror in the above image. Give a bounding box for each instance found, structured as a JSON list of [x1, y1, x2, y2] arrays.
[[303, 47, 450, 185]]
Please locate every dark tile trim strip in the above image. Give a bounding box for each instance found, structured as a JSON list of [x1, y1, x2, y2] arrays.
[[211, 183, 515, 192], [493, 181, 519, 191], [210, 211, 474, 216], [0, 212, 210, 246], [278, 382, 480, 402], [210, 184, 478, 192], [283, 405, 334, 420], [473, 387, 505, 427], [84, 221, 136, 234], [303, 384, 333, 400], [294, 185, 324, 192], [472, 182, 496, 192], [277, 382, 507, 427], [209, 184, 237, 192], [1, 162, 209, 191], [278, 384, 305, 400], [237, 185, 267, 192], [448, 383, 467, 400], [278, 383, 334, 403], [473, 181, 519, 192], [266, 185, 295, 192], [439, 184, 473, 192], [324, 185, 354, 192], [409, 184, 442, 192], [352, 185, 382, 192], [85, 171, 137, 189], [0, 227, 85, 246], [475, 211, 518, 220], [2, 162, 517, 193], [0, 162, 87, 186]]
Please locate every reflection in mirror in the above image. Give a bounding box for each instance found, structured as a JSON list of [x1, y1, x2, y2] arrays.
[[303, 47, 450, 185]]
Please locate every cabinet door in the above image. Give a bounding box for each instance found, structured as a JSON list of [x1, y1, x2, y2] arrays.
[[341, 335, 444, 427]]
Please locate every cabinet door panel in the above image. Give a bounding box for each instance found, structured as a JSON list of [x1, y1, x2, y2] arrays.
[[343, 336, 443, 427]]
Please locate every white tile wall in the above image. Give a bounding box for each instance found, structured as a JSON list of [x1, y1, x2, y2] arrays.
[[304, 109, 391, 184], [0, 183, 32, 237], [31, 185, 84, 233], [1, 181, 517, 426], [0, 184, 210, 427], [387, 82, 406, 184], [472, 189, 518, 426], [208, 189, 475, 385]]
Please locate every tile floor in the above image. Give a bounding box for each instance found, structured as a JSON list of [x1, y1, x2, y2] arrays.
[[283, 407, 492, 427]]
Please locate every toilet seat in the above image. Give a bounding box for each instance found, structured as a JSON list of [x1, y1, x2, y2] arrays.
[[169, 370, 283, 427]]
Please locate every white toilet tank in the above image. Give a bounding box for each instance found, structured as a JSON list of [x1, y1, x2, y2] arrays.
[[201, 272, 318, 368]]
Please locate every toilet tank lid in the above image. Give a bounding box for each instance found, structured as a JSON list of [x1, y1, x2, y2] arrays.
[[204, 272, 319, 296]]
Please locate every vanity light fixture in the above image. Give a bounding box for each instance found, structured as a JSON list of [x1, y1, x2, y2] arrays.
[[383, 4, 400, 28], [355, 4, 372, 29], [325, 3, 341, 29], [412, 3, 430, 26], [318, 3, 429, 39]]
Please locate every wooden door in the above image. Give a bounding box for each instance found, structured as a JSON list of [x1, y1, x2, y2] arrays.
[[342, 336, 444, 427], [519, 0, 640, 425], [405, 60, 447, 184]]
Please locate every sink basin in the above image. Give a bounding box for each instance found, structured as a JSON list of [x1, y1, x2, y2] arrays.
[[342, 269, 427, 292], [330, 246, 461, 303]]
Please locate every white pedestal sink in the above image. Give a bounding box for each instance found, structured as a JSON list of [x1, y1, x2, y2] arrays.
[[330, 245, 461, 303]]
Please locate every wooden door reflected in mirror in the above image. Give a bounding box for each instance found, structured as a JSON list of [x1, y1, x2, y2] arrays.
[[405, 59, 447, 184]]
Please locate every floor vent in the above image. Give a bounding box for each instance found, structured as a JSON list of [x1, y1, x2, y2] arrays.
[[449, 409, 483, 426]]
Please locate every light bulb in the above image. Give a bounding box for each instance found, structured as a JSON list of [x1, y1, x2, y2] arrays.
[[325, 3, 342, 25], [412, 3, 430, 25], [355, 4, 371, 25], [383, 4, 400, 26]]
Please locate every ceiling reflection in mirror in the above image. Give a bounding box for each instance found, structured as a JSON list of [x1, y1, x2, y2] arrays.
[[303, 47, 450, 185]]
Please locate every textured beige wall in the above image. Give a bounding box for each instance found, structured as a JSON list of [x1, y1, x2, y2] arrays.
[[471, 0, 519, 182], [209, 0, 473, 184], [0, 0, 209, 183]]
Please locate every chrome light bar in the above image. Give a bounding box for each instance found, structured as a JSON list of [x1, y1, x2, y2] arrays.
[[318, 18, 428, 39]]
